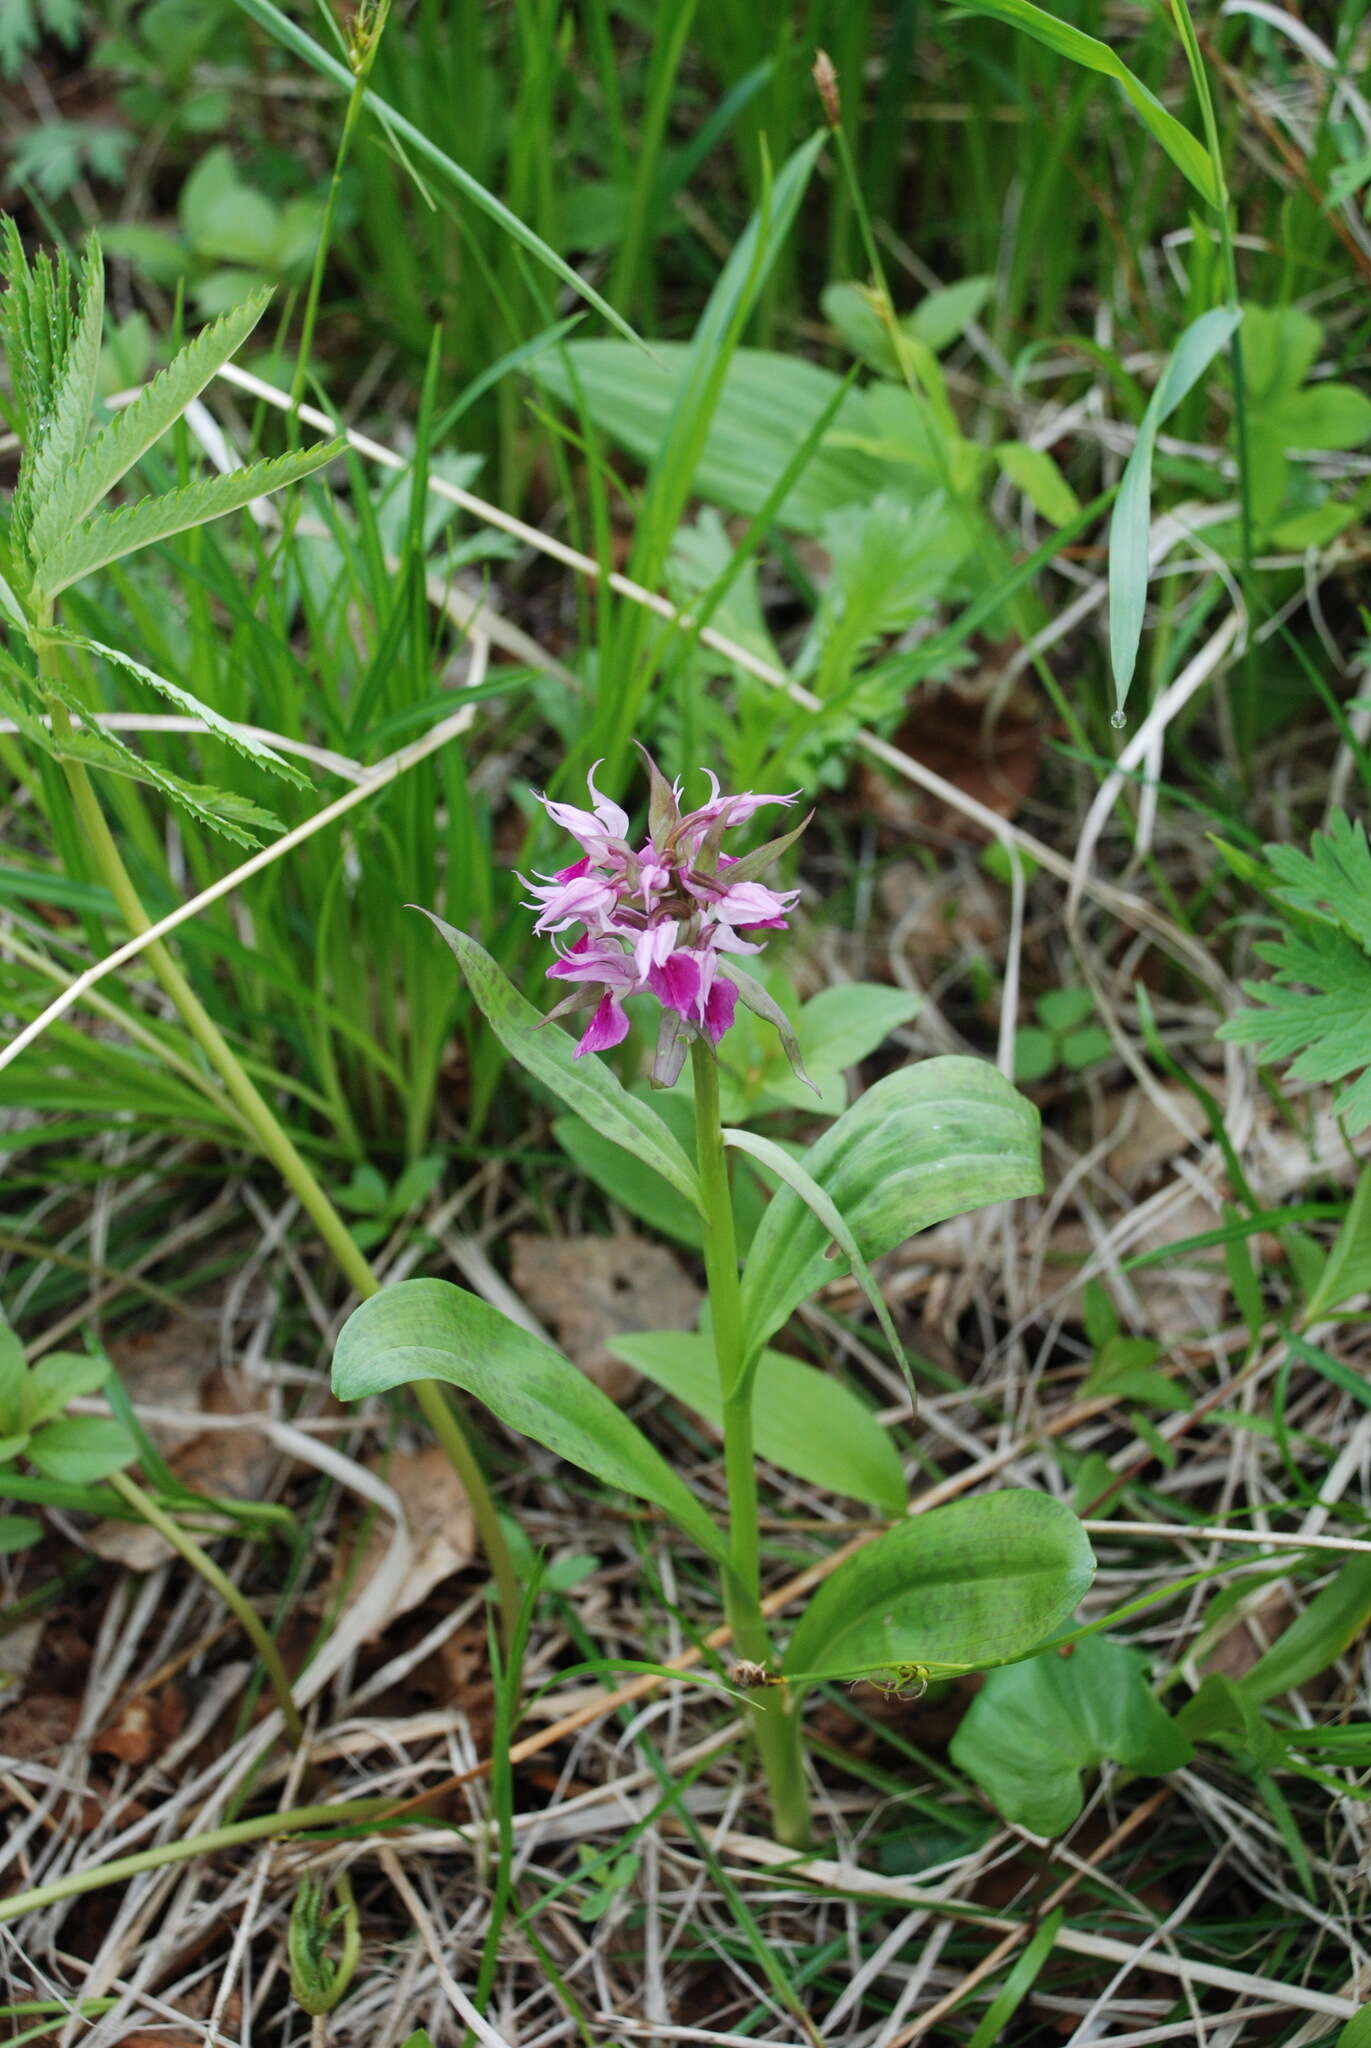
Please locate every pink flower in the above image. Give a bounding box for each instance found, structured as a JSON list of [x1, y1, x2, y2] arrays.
[[528, 752, 806, 1075]]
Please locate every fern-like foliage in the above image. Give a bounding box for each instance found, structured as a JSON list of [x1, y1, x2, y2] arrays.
[[1220, 810, 1371, 1131]]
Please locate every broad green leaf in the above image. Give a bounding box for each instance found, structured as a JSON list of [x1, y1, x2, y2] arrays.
[[995, 441, 1082, 526], [1244, 1557, 1371, 1705], [21, 1349, 108, 1429], [26, 1415, 136, 1484], [0, 1434, 30, 1464], [1303, 1164, 1371, 1323], [553, 1114, 703, 1250], [1241, 305, 1322, 405], [609, 1329, 906, 1517], [33, 437, 344, 597], [723, 1124, 908, 1390], [1109, 306, 1241, 710], [950, 0, 1217, 203], [0, 1513, 41, 1553], [1269, 384, 1371, 453], [785, 1490, 1094, 1685], [1339, 2009, 1371, 2048], [27, 286, 272, 559], [909, 276, 994, 353], [332, 1279, 725, 1561], [47, 631, 308, 786], [796, 985, 923, 1075], [738, 1057, 1041, 1362], [533, 343, 896, 533], [949, 1635, 1192, 1837], [19, 236, 103, 543], [418, 916, 701, 1212]]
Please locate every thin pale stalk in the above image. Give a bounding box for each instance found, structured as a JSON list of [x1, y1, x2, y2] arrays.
[[690, 1039, 811, 1849], [108, 1468, 304, 1747]]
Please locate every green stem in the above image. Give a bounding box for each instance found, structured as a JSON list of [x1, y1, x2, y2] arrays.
[[109, 1468, 305, 1748], [0, 1795, 397, 1927], [290, 68, 370, 419], [37, 636, 519, 1652], [690, 1040, 810, 1850]]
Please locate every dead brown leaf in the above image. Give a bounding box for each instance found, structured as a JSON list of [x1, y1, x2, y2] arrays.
[[859, 671, 1044, 838], [510, 1231, 701, 1400], [350, 1446, 476, 1628]]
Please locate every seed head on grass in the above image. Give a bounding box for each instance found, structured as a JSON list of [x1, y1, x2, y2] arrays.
[[523, 749, 811, 1085]]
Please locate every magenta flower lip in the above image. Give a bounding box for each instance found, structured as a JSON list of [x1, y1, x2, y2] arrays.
[[524, 754, 804, 1067]]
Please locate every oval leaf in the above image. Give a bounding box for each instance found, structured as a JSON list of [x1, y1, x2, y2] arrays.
[[609, 1329, 906, 1518], [26, 1415, 136, 1485], [739, 1057, 1041, 1361], [949, 1634, 1192, 1837], [332, 1279, 724, 1562], [785, 1490, 1094, 1685], [418, 915, 702, 1214]]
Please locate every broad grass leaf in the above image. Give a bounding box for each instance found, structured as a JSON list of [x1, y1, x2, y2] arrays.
[[610, 1329, 906, 1517], [738, 1057, 1040, 1361], [994, 441, 1081, 526], [1303, 1165, 1371, 1322], [332, 1278, 725, 1561], [33, 438, 343, 597], [1243, 1557, 1371, 1705], [785, 1490, 1093, 1685], [1109, 305, 1241, 710], [1339, 2009, 1371, 2048], [27, 286, 272, 560], [949, 1635, 1191, 1837], [230, 0, 641, 349], [419, 915, 701, 1212], [950, 0, 1217, 204]]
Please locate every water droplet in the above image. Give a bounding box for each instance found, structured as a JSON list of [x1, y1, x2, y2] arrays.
[[1110, 709, 1126, 730]]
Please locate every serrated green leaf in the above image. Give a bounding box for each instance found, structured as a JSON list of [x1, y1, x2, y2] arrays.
[[33, 436, 343, 597], [950, 1635, 1191, 1836], [418, 914, 702, 1212], [738, 1057, 1041, 1363], [17, 235, 103, 544], [27, 286, 272, 559], [611, 1329, 906, 1516], [26, 1414, 136, 1484], [45, 630, 308, 786], [785, 1490, 1094, 1686], [332, 1279, 725, 1561]]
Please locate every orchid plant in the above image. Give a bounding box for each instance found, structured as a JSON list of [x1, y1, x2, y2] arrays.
[[332, 758, 1095, 1847]]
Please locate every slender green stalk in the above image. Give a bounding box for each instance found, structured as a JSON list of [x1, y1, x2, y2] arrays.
[[35, 632, 520, 1649], [690, 1040, 811, 1850], [0, 1795, 398, 1927], [290, 3, 392, 416], [108, 1468, 305, 1747]]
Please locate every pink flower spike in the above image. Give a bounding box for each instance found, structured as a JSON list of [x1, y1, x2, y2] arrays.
[[576, 992, 631, 1056], [703, 974, 739, 1045]]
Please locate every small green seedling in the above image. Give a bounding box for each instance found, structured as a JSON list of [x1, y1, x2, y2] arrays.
[[0, 1311, 136, 1551], [1015, 987, 1112, 1084]]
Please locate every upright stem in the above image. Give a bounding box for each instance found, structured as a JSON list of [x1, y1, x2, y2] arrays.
[[37, 638, 519, 1650], [690, 1041, 811, 1849]]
